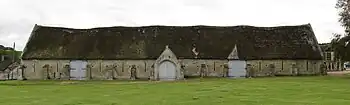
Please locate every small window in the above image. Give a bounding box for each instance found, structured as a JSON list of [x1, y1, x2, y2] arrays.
[[326, 52, 331, 61]]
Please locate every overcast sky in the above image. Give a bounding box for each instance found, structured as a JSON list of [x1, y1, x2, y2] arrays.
[[0, 0, 345, 50]]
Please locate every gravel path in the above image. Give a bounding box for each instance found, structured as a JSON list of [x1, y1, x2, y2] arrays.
[[327, 70, 350, 76]]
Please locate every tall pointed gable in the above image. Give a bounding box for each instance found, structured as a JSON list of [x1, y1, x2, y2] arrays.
[[153, 45, 183, 80], [156, 45, 178, 62], [228, 44, 239, 60]]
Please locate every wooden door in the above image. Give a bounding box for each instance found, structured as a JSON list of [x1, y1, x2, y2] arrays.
[[228, 60, 247, 78], [69, 60, 87, 80], [158, 61, 176, 81]]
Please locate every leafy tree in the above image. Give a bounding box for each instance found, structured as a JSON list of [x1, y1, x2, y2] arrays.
[[336, 0, 350, 35], [332, 0, 350, 61]]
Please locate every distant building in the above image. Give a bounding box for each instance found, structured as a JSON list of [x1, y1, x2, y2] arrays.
[[0, 45, 14, 51], [0, 45, 20, 80], [20, 24, 324, 80], [319, 43, 343, 71], [0, 44, 16, 62]]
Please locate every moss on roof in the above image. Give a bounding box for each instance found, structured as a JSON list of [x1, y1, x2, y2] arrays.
[[21, 24, 323, 60]]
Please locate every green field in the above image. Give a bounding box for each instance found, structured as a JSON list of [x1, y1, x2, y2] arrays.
[[0, 76, 350, 105]]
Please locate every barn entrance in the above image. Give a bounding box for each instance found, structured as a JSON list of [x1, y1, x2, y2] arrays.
[[158, 61, 176, 81], [69, 60, 87, 80], [228, 60, 247, 78]]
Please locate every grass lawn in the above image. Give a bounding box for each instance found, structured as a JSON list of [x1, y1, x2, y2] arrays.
[[0, 76, 350, 105]]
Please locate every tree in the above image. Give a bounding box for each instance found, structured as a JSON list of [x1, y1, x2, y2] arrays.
[[332, 0, 350, 61], [336, 0, 350, 35], [331, 33, 345, 61]]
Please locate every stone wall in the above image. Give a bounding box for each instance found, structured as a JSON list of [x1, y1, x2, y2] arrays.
[[21, 60, 156, 80], [246, 60, 322, 76], [87, 60, 155, 80], [0, 71, 6, 80], [21, 60, 67, 80], [21, 59, 322, 80], [324, 60, 343, 71], [179, 59, 227, 77]]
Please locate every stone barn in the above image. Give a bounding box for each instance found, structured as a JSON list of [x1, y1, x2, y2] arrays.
[[19, 24, 323, 81]]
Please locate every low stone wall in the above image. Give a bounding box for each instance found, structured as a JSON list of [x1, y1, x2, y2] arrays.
[[21, 60, 155, 80], [180, 59, 227, 77], [246, 60, 322, 77], [20, 59, 323, 80]]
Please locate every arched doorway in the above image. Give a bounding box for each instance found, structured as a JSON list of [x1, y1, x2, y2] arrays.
[[158, 61, 176, 80]]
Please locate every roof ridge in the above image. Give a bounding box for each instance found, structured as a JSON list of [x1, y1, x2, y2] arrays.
[[35, 24, 312, 30]]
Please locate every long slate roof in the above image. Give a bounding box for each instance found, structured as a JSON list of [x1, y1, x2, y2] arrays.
[[21, 24, 323, 60]]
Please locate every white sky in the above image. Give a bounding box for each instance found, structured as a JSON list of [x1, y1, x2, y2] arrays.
[[0, 0, 346, 50]]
